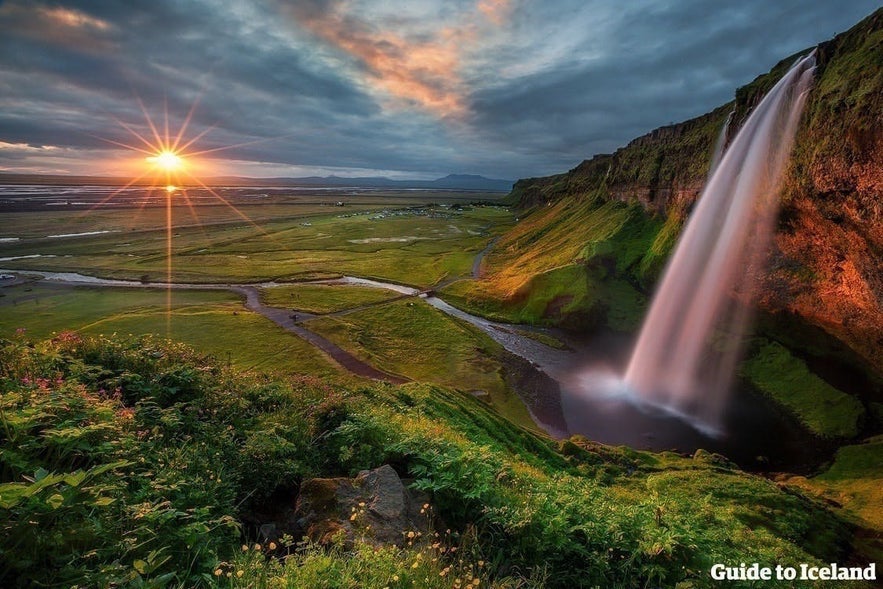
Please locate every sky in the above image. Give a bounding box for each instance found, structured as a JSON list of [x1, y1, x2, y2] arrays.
[[0, 0, 877, 181]]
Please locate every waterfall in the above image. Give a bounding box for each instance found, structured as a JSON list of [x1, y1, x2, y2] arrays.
[[621, 53, 816, 432]]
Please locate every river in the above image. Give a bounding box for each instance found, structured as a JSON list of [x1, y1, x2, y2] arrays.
[[0, 266, 829, 472]]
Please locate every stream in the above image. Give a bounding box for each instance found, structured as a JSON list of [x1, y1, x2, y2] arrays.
[[0, 266, 830, 472]]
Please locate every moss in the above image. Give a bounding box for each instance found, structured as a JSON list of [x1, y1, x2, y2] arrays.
[[740, 341, 865, 438], [787, 437, 883, 539]]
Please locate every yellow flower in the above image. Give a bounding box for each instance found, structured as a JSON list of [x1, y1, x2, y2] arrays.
[[392, 575, 399, 581], [412, 561, 419, 569], [407, 531, 415, 538], [241, 544, 248, 552], [268, 542, 277, 550], [253, 543, 262, 551], [236, 570, 244, 578], [214, 569, 222, 577]]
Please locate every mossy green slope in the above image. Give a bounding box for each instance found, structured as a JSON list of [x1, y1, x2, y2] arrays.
[[441, 194, 662, 330], [740, 341, 865, 439]]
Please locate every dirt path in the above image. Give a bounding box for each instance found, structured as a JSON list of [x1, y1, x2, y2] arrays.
[[233, 286, 409, 384]]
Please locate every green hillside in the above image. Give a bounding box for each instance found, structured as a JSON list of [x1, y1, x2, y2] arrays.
[[0, 334, 867, 588]]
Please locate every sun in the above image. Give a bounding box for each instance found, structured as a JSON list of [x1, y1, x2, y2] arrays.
[[147, 150, 184, 171]]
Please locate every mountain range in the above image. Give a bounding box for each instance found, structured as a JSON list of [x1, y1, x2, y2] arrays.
[[0, 172, 513, 192]]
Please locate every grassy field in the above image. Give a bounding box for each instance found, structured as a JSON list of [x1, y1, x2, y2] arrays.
[[304, 298, 537, 430], [0, 204, 376, 239], [0, 282, 341, 378], [0, 205, 515, 287], [261, 283, 398, 314]]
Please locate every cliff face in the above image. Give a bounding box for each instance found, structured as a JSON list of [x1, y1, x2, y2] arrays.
[[503, 8, 883, 375]]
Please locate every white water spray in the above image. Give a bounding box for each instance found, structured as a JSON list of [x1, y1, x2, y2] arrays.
[[621, 53, 816, 431]]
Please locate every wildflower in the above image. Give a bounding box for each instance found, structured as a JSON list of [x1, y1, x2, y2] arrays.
[[214, 569, 223, 577], [478, 560, 485, 567], [393, 575, 399, 581], [236, 570, 244, 578], [242, 544, 249, 551], [254, 543, 262, 551], [407, 531, 415, 538], [423, 503, 429, 509], [269, 542, 277, 550], [412, 561, 419, 569]]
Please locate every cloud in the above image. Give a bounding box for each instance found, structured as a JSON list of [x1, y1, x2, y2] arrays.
[[0, 1, 114, 52], [478, 0, 512, 25], [275, 0, 512, 118], [0, 0, 878, 180]]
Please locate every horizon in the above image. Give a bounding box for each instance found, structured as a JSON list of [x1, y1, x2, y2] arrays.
[[0, 1, 878, 181]]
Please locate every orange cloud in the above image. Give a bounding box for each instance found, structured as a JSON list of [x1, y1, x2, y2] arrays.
[[283, 0, 511, 118], [478, 0, 511, 25], [0, 2, 113, 52], [37, 6, 111, 31]]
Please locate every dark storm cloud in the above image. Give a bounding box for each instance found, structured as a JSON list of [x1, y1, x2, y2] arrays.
[[0, 0, 878, 178], [468, 0, 878, 175]]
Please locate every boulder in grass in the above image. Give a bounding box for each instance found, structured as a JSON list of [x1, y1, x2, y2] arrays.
[[294, 464, 430, 546]]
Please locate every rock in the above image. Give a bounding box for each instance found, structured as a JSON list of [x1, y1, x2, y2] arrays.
[[692, 449, 737, 469], [294, 465, 430, 546]]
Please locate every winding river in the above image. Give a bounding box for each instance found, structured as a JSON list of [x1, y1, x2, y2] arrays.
[[0, 266, 830, 471]]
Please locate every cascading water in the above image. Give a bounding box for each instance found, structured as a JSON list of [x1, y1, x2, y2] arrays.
[[620, 52, 817, 432]]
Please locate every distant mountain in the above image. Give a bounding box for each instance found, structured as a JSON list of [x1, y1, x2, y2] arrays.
[[0, 172, 513, 192], [205, 173, 513, 191]]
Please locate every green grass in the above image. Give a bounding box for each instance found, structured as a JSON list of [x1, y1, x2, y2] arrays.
[[786, 436, 883, 567], [260, 283, 397, 314], [442, 263, 647, 331], [0, 282, 341, 378], [304, 299, 537, 430], [0, 335, 865, 588], [811, 437, 883, 529], [740, 341, 865, 438], [220, 538, 510, 589], [437, 195, 658, 330], [0, 205, 515, 287]]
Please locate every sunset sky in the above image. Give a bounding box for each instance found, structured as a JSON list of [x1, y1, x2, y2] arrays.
[[0, 0, 876, 180]]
